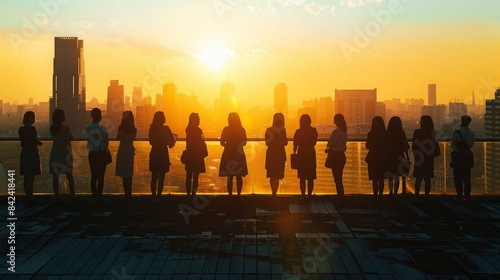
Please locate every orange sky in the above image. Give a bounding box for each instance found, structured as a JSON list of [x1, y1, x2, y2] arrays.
[[1, 1, 500, 109]]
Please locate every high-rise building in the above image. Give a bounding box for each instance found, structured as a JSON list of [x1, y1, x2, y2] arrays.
[[485, 88, 500, 193], [448, 102, 467, 120], [220, 81, 236, 120], [136, 104, 156, 138], [335, 89, 377, 126], [274, 83, 288, 117], [132, 87, 142, 114], [50, 37, 86, 136], [375, 102, 386, 120], [163, 82, 176, 123], [421, 105, 446, 130], [428, 84, 437, 106], [124, 95, 131, 111], [106, 80, 124, 137]]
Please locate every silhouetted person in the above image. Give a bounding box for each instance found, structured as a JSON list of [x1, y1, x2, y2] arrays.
[[293, 114, 318, 204], [326, 114, 347, 197], [49, 109, 76, 205], [116, 111, 137, 206], [451, 115, 475, 201], [19, 111, 42, 206], [184, 113, 207, 196], [219, 112, 248, 196], [384, 116, 410, 195], [265, 113, 288, 197], [366, 116, 386, 197], [149, 111, 175, 204], [85, 108, 108, 202], [412, 115, 438, 197]]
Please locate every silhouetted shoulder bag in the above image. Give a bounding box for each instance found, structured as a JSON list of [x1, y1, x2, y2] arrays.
[[431, 141, 441, 158], [100, 126, 112, 165], [290, 153, 299, 170], [181, 149, 188, 164], [201, 143, 208, 158]]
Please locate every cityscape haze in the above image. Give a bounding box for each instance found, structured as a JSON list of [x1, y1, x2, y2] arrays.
[[0, 2, 498, 186]]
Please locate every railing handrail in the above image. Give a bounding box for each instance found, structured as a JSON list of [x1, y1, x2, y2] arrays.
[[1, 137, 499, 142]]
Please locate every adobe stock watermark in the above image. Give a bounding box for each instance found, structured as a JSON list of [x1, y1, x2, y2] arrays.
[[474, 74, 500, 99], [9, 0, 72, 53], [142, 63, 169, 98], [340, 0, 405, 63], [212, 0, 243, 21], [282, 236, 340, 279], [111, 267, 135, 280]]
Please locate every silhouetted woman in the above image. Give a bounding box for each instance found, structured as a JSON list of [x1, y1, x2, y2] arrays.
[[85, 108, 108, 202], [184, 113, 206, 196], [19, 111, 42, 206], [219, 112, 248, 195], [366, 116, 386, 197], [384, 116, 410, 195], [265, 113, 288, 197], [412, 115, 437, 197], [116, 111, 137, 206], [149, 111, 175, 204], [326, 114, 347, 197], [293, 114, 318, 204], [49, 109, 76, 205]]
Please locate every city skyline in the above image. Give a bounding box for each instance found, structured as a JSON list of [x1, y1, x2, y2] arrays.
[[1, 1, 500, 109]]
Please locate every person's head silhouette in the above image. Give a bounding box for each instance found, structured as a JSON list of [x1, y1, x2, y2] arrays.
[[299, 114, 312, 129]]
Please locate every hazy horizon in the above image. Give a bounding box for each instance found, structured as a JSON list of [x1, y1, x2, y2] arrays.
[[2, 0, 500, 109]]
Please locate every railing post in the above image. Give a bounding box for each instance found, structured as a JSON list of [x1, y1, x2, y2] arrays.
[[443, 142, 447, 194]]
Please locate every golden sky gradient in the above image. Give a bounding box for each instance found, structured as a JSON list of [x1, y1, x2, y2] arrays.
[[1, 0, 500, 109]]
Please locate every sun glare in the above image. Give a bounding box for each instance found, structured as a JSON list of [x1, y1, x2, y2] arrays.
[[201, 42, 228, 70]]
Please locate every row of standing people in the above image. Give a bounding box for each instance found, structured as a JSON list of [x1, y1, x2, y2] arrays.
[[366, 114, 475, 201], [18, 109, 474, 205]]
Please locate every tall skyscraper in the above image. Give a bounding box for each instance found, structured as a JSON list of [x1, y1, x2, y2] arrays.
[[107, 80, 124, 137], [50, 37, 86, 135], [163, 82, 177, 130], [220, 81, 236, 119], [421, 105, 446, 130], [274, 83, 288, 117], [448, 102, 467, 120], [132, 87, 142, 114], [428, 84, 437, 106], [485, 88, 500, 193], [335, 89, 377, 126]]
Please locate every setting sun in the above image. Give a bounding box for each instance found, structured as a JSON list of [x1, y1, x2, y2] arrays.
[[200, 42, 229, 70]]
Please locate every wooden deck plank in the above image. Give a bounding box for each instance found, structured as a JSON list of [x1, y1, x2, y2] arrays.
[[324, 201, 338, 214], [289, 204, 300, 213], [15, 236, 72, 275], [315, 201, 329, 214], [78, 238, 120, 275], [122, 235, 156, 274], [336, 244, 361, 274], [133, 237, 164, 275], [201, 256, 217, 274], [331, 214, 350, 233], [344, 238, 376, 274], [36, 238, 83, 274], [308, 201, 320, 214], [89, 238, 129, 275], [51, 239, 94, 274]]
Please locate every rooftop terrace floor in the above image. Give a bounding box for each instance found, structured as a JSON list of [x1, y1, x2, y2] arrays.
[[1, 194, 500, 279]]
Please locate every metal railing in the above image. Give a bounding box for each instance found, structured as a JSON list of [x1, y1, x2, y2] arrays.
[[1, 139, 498, 195]]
